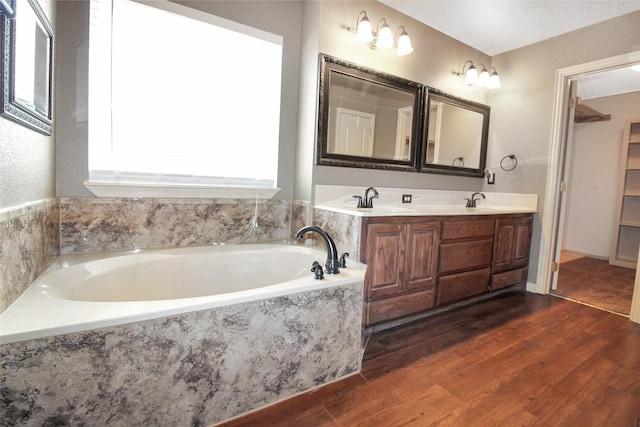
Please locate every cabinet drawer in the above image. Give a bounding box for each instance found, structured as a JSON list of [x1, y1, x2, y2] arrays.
[[442, 219, 495, 240], [440, 239, 493, 273], [437, 268, 490, 305], [491, 267, 528, 291], [365, 289, 435, 326]]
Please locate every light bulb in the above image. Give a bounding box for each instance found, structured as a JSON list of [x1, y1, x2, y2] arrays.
[[478, 66, 490, 87], [396, 31, 413, 56], [376, 23, 393, 49], [488, 71, 501, 89], [356, 16, 373, 44], [465, 65, 478, 85]]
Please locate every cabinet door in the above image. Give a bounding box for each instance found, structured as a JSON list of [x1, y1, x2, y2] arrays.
[[404, 222, 440, 292], [512, 219, 533, 267], [492, 216, 533, 273], [364, 223, 405, 300]]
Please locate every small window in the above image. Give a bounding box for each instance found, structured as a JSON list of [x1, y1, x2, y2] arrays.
[[87, 0, 283, 197]]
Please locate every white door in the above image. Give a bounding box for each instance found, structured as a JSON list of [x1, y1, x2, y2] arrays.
[[550, 80, 577, 291], [395, 106, 413, 160], [334, 107, 375, 156]]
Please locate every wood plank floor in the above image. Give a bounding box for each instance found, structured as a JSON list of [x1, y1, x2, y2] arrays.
[[217, 293, 640, 427]]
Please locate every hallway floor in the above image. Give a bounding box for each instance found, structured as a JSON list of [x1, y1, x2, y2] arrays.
[[219, 293, 640, 426], [552, 251, 636, 315]]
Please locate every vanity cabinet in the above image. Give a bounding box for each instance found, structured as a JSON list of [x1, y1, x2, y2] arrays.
[[361, 219, 440, 326], [491, 215, 533, 291], [360, 213, 533, 327], [437, 218, 494, 305]]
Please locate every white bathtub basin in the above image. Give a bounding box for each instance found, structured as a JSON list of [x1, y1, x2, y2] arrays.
[[0, 243, 366, 344]]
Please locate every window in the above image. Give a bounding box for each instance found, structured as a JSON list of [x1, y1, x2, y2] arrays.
[[87, 0, 283, 198]]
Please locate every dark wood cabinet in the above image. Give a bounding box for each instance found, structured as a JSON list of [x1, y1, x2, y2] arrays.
[[437, 218, 494, 306], [492, 216, 533, 272], [491, 215, 533, 290], [361, 213, 534, 328], [362, 219, 439, 326]]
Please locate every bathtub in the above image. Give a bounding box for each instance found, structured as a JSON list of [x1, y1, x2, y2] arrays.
[[0, 242, 366, 345], [1, 242, 365, 425]]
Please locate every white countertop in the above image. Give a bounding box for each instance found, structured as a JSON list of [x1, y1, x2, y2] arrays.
[[315, 203, 536, 217], [314, 185, 538, 217]]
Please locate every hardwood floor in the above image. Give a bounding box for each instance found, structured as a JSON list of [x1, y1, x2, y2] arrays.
[[218, 293, 640, 427]]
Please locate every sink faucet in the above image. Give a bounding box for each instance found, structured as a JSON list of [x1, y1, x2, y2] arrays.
[[295, 225, 340, 274], [352, 187, 379, 208], [465, 191, 486, 208], [364, 187, 379, 208]]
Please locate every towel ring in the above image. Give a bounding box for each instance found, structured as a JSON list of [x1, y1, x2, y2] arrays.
[[500, 154, 518, 171], [452, 156, 465, 167]]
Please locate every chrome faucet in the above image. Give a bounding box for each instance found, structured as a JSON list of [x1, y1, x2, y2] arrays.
[[295, 225, 340, 274], [465, 191, 486, 208]]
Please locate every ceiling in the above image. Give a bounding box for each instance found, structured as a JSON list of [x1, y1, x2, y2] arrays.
[[380, 0, 640, 56], [380, 0, 640, 99]]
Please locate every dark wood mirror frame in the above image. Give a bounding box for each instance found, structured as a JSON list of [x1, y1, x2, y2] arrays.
[[316, 55, 491, 179], [1, 0, 54, 135], [317, 54, 424, 172], [420, 88, 490, 178]]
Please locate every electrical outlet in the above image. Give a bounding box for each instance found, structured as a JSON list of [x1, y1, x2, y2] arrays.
[[402, 194, 412, 203]]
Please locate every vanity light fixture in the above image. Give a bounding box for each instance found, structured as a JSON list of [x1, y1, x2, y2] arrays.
[[477, 64, 490, 87], [456, 60, 501, 89], [348, 11, 414, 56], [372, 18, 394, 49], [351, 11, 374, 44], [487, 67, 501, 89], [396, 26, 414, 56]]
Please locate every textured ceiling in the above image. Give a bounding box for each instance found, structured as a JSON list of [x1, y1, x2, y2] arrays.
[[380, 0, 640, 56], [380, 0, 640, 99]]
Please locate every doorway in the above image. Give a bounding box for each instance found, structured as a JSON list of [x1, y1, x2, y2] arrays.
[[538, 51, 640, 322], [551, 88, 639, 315]]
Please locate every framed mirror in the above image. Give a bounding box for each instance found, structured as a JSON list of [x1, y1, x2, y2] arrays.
[[1, 0, 54, 135], [421, 89, 489, 178], [317, 54, 423, 171]]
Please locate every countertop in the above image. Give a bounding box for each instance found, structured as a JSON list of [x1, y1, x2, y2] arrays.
[[314, 204, 537, 217]]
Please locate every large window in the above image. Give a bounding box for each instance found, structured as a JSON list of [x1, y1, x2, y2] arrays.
[[88, 0, 283, 197]]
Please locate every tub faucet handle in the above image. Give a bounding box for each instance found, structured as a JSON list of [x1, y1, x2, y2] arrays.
[[339, 252, 349, 268], [311, 261, 324, 280]]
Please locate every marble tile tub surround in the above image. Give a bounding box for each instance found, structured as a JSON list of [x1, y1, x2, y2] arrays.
[[60, 197, 293, 254], [312, 208, 363, 263], [315, 185, 538, 211], [0, 199, 60, 313], [1, 282, 363, 426]]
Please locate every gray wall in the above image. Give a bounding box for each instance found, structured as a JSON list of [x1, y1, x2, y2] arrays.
[[295, 0, 492, 201], [486, 11, 640, 286], [0, 0, 57, 209]]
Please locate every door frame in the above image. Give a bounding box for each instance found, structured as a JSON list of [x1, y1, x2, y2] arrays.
[[537, 50, 640, 322]]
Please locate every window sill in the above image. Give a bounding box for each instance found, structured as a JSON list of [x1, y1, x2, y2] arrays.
[[83, 181, 280, 199]]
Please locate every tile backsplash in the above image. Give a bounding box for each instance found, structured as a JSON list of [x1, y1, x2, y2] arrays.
[[60, 198, 295, 254], [0, 199, 60, 312]]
